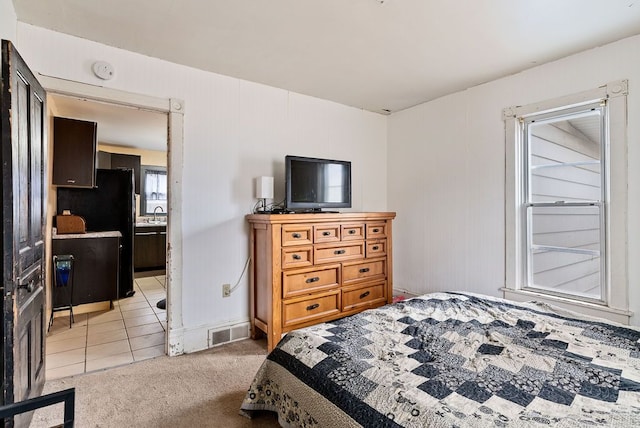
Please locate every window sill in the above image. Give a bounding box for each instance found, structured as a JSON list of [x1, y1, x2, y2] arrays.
[[501, 287, 632, 325]]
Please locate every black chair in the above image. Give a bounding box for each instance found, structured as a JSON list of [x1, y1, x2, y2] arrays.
[[48, 254, 75, 331], [0, 388, 75, 427]]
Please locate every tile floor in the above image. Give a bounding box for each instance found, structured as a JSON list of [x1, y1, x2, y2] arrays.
[[45, 274, 167, 380]]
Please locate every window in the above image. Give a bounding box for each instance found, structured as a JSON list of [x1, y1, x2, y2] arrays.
[[523, 103, 605, 302], [140, 166, 167, 216], [504, 80, 630, 322]]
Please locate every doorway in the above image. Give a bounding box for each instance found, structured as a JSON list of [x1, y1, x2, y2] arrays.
[[38, 77, 184, 378]]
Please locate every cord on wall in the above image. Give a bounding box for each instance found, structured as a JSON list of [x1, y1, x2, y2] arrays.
[[229, 256, 251, 294]]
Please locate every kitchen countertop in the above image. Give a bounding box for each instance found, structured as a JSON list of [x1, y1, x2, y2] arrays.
[[135, 222, 167, 228], [52, 229, 122, 240]]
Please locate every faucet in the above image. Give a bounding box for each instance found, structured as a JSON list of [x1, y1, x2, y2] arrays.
[[153, 206, 165, 223]]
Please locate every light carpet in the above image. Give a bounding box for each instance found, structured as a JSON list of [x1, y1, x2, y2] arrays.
[[31, 339, 280, 428]]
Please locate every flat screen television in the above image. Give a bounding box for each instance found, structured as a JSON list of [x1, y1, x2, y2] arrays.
[[285, 155, 351, 212]]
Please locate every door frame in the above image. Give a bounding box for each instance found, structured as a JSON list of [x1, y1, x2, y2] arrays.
[[37, 75, 185, 356]]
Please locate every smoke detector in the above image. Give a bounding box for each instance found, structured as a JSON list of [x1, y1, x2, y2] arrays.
[[92, 61, 115, 80]]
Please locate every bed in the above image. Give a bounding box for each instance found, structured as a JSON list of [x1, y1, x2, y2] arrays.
[[241, 292, 640, 427]]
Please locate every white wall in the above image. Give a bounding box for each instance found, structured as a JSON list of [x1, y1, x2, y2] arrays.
[[388, 34, 640, 326], [0, 0, 17, 42], [15, 23, 388, 352]]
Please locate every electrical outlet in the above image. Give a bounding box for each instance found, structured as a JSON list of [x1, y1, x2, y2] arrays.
[[222, 283, 231, 297]]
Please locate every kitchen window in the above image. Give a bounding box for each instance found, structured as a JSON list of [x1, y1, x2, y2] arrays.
[[140, 166, 167, 216], [503, 80, 630, 323]]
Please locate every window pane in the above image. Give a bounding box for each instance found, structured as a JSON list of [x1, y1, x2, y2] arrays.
[[143, 169, 167, 215], [528, 112, 602, 203], [527, 205, 601, 300]]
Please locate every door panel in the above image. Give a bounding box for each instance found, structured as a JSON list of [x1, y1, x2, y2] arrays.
[[1, 39, 47, 428]]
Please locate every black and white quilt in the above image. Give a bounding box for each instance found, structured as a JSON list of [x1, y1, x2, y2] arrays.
[[241, 292, 640, 427]]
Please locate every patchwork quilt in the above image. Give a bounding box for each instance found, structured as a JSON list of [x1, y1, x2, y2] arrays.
[[241, 292, 640, 427]]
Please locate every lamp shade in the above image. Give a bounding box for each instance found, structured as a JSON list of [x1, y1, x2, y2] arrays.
[[255, 176, 274, 199]]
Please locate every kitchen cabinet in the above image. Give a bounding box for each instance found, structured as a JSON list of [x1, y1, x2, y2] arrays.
[[97, 151, 141, 194], [53, 116, 97, 187], [51, 232, 120, 306], [134, 225, 166, 271]]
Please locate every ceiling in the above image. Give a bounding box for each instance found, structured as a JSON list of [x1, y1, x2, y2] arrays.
[[13, 0, 640, 115], [50, 94, 168, 151]]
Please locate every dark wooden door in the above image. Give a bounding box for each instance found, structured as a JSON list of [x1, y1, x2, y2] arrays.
[[1, 40, 47, 427]]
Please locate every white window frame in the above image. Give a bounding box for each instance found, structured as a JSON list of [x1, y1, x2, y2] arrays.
[[503, 80, 631, 324]]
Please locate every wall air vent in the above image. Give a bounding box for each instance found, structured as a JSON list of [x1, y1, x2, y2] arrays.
[[208, 322, 250, 347]]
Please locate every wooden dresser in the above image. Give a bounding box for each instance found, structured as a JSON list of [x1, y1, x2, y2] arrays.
[[247, 212, 396, 351]]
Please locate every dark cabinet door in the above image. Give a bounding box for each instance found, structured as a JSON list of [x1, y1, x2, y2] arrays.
[[52, 237, 120, 305], [134, 226, 166, 271], [110, 153, 141, 194], [53, 116, 97, 187]]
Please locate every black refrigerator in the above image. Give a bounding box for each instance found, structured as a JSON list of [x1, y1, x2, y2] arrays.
[[56, 169, 136, 298]]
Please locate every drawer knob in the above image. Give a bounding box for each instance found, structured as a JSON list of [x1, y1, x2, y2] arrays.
[[292, 254, 301, 260], [372, 246, 379, 251], [348, 229, 356, 234], [359, 291, 370, 299], [373, 228, 380, 233], [334, 249, 346, 255], [322, 231, 331, 236], [306, 303, 320, 311], [305, 277, 320, 283], [66, 179, 76, 184], [359, 267, 370, 273], [292, 233, 301, 239]]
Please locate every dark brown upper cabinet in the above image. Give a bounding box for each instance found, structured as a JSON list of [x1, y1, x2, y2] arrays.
[[53, 117, 97, 187], [97, 151, 141, 194]]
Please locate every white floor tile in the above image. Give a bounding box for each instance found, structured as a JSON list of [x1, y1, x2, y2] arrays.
[[87, 328, 128, 347], [45, 274, 167, 377], [126, 322, 164, 338], [124, 314, 159, 328], [87, 319, 125, 334], [47, 325, 87, 343], [46, 335, 86, 355], [86, 339, 131, 361], [129, 332, 165, 351], [118, 301, 151, 311], [85, 351, 134, 372], [47, 348, 86, 370], [132, 344, 165, 361], [152, 306, 166, 314], [46, 362, 85, 380], [121, 306, 155, 319], [87, 309, 123, 325]]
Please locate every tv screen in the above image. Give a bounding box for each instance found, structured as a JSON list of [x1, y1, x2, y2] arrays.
[[285, 155, 351, 211]]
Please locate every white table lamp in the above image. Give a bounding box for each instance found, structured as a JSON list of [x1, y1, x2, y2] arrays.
[[255, 176, 274, 212]]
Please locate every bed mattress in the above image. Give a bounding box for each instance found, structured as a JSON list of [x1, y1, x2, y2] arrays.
[[241, 292, 640, 427]]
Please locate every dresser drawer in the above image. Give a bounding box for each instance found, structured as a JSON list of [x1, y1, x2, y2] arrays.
[[314, 224, 341, 243], [314, 242, 364, 264], [366, 239, 387, 258], [283, 265, 340, 298], [342, 281, 386, 311], [283, 291, 340, 328], [367, 222, 387, 239], [341, 223, 365, 241], [282, 225, 313, 246], [342, 258, 386, 285], [282, 246, 313, 269]]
